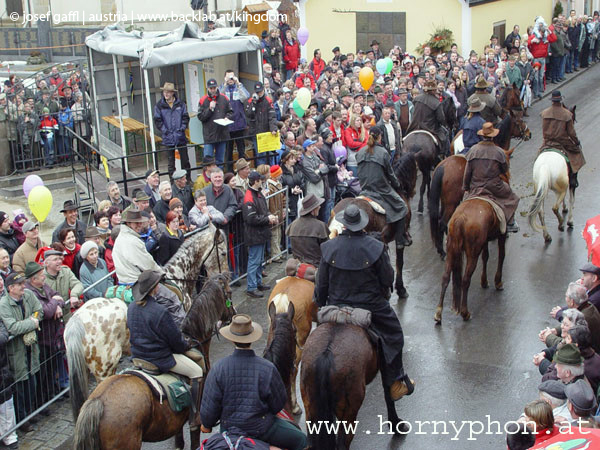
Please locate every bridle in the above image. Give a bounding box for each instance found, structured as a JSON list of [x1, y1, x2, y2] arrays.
[[198, 228, 224, 275]]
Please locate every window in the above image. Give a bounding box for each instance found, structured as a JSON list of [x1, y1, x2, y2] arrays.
[[6, 0, 23, 16], [493, 21, 506, 46]]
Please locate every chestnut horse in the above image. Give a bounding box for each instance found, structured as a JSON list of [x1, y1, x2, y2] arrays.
[[72, 274, 235, 450]]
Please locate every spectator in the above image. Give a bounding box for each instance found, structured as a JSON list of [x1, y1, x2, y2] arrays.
[[0, 248, 12, 280], [47, 66, 63, 93], [153, 181, 173, 224], [266, 29, 282, 74], [97, 200, 112, 214], [189, 190, 226, 229], [282, 29, 300, 81], [245, 82, 278, 165], [0, 272, 43, 429], [220, 71, 249, 172], [34, 89, 58, 116], [193, 156, 217, 194], [52, 200, 86, 245], [563, 379, 598, 427], [143, 169, 161, 210], [12, 222, 45, 275], [158, 211, 185, 266], [94, 210, 110, 234], [104, 225, 119, 277], [505, 422, 534, 450], [11, 210, 27, 245], [242, 171, 277, 298], [23, 261, 64, 404], [522, 399, 559, 446], [0, 317, 18, 448], [344, 114, 368, 175], [171, 169, 194, 214], [504, 25, 521, 50], [567, 18, 581, 72], [280, 150, 304, 223], [43, 249, 83, 322], [198, 78, 233, 165], [38, 107, 58, 166], [579, 263, 600, 309], [536, 309, 586, 371], [260, 164, 284, 260], [377, 103, 402, 159], [225, 172, 243, 205], [202, 168, 239, 227], [107, 206, 122, 230], [79, 241, 112, 301], [0, 211, 19, 260], [232, 158, 251, 196], [555, 343, 586, 385], [317, 129, 338, 222], [528, 17, 556, 98], [310, 49, 326, 81], [300, 139, 327, 202], [106, 180, 131, 210], [56, 98, 73, 162], [505, 55, 523, 90], [537, 380, 572, 423], [57, 228, 80, 271], [394, 89, 414, 137], [153, 82, 190, 180], [168, 198, 190, 232], [131, 190, 151, 213]]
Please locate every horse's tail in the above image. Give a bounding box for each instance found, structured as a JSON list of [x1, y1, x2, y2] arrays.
[[73, 397, 104, 450], [446, 213, 465, 311], [311, 343, 337, 449], [429, 164, 445, 256], [527, 162, 550, 233], [64, 314, 89, 420]]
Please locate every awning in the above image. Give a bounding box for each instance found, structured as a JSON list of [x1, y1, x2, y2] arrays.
[[85, 22, 261, 69]]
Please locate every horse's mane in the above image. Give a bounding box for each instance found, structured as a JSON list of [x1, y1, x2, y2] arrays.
[[393, 152, 417, 199], [494, 114, 511, 148], [165, 225, 215, 275], [263, 314, 296, 388], [180, 274, 227, 341], [441, 96, 457, 130]]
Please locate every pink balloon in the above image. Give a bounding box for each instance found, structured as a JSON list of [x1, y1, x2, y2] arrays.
[[297, 27, 309, 46], [23, 175, 44, 198], [334, 145, 347, 160]]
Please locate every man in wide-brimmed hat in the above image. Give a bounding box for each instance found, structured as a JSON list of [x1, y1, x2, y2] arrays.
[[468, 75, 503, 124], [463, 122, 520, 233], [405, 79, 449, 159], [287, 194, 329, 267], [461, 97, 487, 154], [51, 199, 86, 245], [539, 90, 585, 189], [200, 313, 307, 450], [317, 204, 416, 403], [153, 82, 190, 180]]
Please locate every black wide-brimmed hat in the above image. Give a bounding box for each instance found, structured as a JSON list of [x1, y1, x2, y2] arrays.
[[60, 200, 80, 213], [299, 194, 325, 216], [132, 270, 164, 302], [334, 204, 369, 232]]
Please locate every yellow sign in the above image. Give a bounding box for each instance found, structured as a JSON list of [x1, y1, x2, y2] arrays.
[[100, 155, 110, 179], [256, 131, 281, 153]]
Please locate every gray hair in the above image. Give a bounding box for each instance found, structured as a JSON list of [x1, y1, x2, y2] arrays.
[[194, 190, 206, 200], [564, 308, 586, 326], [539, 391, 566, 408], [107, 180, 118, 191], [210, 168, 224, 178], [566, 282, 588, 306], [568, 325, 592, 350], [158, 180, 171, 194], [560, 363, 585, 377]]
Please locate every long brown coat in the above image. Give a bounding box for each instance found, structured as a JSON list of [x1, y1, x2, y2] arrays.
[[540, 104, 585, 172], [405, 92, 447, 145], [463, 141, 520, 221]]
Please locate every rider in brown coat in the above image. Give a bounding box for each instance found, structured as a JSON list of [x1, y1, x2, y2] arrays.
[[468, 76, 503, 125], [463, 123, 520, 233], [540, 90, 585, 188]]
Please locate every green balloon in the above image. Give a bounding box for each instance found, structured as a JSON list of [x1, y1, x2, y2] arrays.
[[293, 98, 305, 118], [385, 57, 393, 74]]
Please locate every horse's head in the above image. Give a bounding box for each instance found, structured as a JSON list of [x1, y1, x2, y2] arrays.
[[509, 109, 531, 141], [267, 295, 296, 347], [215, 272, 236, 324]]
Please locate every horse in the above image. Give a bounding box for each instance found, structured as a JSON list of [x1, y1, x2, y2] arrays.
[[64, 224, 228, 419], [430, 109, 529, 258], [267, 277, 317, 415], [264, 294, 297, 415], [526, 151, 574, 243], [404, 95, 458, 213], [300, 322, 406, 449], [329, 152, 417, 298], [72, 274, 236, 450]]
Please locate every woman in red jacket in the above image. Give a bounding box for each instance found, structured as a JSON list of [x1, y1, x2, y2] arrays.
[[282, 29, 300, 81], [343, 114, 368, 176]]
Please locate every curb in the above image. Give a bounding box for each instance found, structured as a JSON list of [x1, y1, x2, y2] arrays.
[[533, 61, 597, 104]]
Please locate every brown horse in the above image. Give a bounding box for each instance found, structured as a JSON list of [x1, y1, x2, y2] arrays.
[[72, 274, 235, 450], [301, 322, 406, 449], [435, 199, 507, 323], [329, 152, 417, 298]]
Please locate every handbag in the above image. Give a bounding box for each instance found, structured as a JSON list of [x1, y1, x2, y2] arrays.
[[296, 192, 303, 215]]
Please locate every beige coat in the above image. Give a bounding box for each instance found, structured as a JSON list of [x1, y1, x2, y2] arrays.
[[12, 238, 45, 275]]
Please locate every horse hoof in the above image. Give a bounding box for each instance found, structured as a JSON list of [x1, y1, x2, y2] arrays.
[[481, 281, 489, 289], [495, 282, 504, 291], [567, 221, 574, 228], [396, 286, 409, 299], [558, 225, 565, 232], [562, 208, 568, 214], [434, 308, 442, 324], [395, 420, 410, 434], [544, 235, 552, 243], [461, 311, 471, 321]]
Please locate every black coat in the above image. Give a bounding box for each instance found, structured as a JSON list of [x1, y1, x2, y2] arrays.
[[242, 187, 271, 247], [198, 90, 233, 144], [200, 349, 287, 437], [280, 164, 305, 219], [0, 320, 14, 403], [0, 228, 19, 258], [153, 199, 171, 224], [171, 183, 194, 215], [153, 96, 190, 147], [127, 295, 189, 373], [157, 230, 184, 266], [319, 143, 338, 188], [589, 285, 600, 312], [52, 218, 87, 245], [245, 95, 277, 136]]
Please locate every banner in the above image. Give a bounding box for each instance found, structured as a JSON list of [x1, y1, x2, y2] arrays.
[[256, 131, 281, 153]]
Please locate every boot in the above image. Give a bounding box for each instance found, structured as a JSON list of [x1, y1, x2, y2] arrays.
[[395, 217, 412, 247], [189, 377, 204, 428], [506, 218, 519, 233], [390, 376, 415, 401]]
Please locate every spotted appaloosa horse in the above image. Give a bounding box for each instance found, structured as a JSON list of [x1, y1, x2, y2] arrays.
[[64, 224, 228, 419]]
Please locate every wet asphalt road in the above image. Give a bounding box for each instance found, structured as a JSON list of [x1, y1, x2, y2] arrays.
[[138, 65, 600, 450]]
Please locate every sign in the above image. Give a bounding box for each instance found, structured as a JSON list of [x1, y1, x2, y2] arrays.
[[257, 131, 281, 153]]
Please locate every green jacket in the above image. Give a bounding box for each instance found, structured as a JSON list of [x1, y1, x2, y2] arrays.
[[505, 65, 523, 90], [0, 289, 43, 381], [44, 267, 83, 323]]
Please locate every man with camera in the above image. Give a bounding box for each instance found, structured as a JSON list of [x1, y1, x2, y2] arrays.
[[220, 70, 249, 172]]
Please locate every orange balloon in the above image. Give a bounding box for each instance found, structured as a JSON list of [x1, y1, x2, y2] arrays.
[[359, 67, 374, 91]]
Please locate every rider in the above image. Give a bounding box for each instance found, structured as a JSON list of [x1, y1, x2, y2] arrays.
[[127, 270, 204, 428], [316, 204, 415, 401], [463, 122, 520, 233], [287, 194, 329, 268], [540, 90, 584, 189], [405, 79, 449, 160], [356, 126, 411, 296], [468, 75, 503, 125], [461, 97, 486, 154]]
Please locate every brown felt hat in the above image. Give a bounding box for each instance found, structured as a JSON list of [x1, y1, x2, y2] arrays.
[[132, 270, 163, 302], [219, 314, 263, 343], [477, 122, 499, 137], [299, 194, 325, 216]]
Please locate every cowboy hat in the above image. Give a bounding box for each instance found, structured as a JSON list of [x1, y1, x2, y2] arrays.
[[474, 75, 491, 89], [234, 158, 249, 172], [299, 194, 325, 216], [60, 200, 80, 213], [160, 82, 176, 92], [551, 90, 563, 102], [423, 80, 438, 92], [219, 314, 263, 343], [334, 204, 369, 232], [132, 270, 164, 303], [467, 97, 485, 113], [477, 122, 500, 138], [122, 208, 148, 223]]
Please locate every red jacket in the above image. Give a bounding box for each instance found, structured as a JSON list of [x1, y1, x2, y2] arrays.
[[528, 31, 556, 59], [295, 73, 316, 90], [343, 126, 368, 152], [309, 57, 325, 80], [329, 122, 347, 148], [283, 39, 300, 71]]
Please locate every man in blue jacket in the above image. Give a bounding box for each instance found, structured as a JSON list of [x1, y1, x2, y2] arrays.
[[153, 82, 190, 180], [460, 97, 486, 154], [201, 313, 307, 450], [220, 70, 249, 172]]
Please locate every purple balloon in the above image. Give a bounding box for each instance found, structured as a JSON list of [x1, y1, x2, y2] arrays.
[[23, 175, 44, 198], [333, 145, 347, 160], [297, 27, 309, 46]]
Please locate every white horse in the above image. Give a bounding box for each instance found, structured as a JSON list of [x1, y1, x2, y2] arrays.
[[526, 151, 574, 243]]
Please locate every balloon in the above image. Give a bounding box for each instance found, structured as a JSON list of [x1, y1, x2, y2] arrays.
[[23, 175, 43, 198], [292, 99, 305, 118], [359, 67, 374, 91], [296, 87, 311, 110], [376, 59, 387, 75], [384, 57, 393, 74], [333, 145, 347, 160], [297, 27, 309, 46], [28, 185, 53, 223]]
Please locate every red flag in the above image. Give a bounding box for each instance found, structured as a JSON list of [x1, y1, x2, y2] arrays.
[[583, 214, 600, 267], [531, 428, 600, 448]]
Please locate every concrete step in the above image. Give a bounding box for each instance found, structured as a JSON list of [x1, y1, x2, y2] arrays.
[[0, 165, 78, 189], [0, 178, 75, 198]]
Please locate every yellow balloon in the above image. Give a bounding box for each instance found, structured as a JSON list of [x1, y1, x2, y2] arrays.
[[296, 87, 312, 110], [359, 67, 374, 91], [28, 185, 53, 223]]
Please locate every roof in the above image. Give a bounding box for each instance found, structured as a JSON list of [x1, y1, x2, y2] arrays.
[[85, 22, 261, 69], [243, 2, 272, 13]]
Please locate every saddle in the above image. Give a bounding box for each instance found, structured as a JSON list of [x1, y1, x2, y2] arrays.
[[356, 196, 386, 215], [105, 285, 134, 304], [403, 129, 439, 147], [467, 196, 506, 234], [123, 367, 192, 413]]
